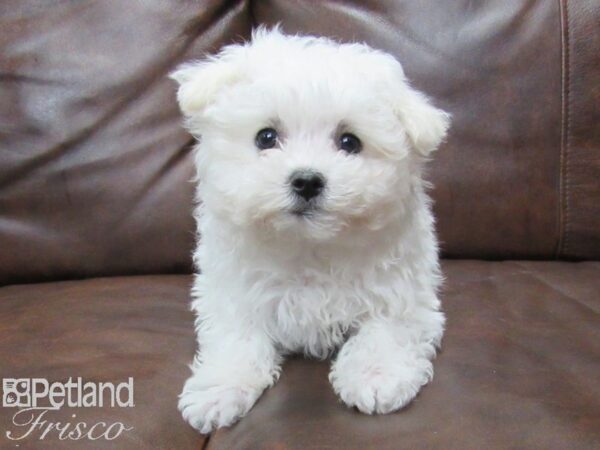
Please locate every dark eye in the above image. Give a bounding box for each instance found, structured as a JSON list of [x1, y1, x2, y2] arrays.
[[255, 128, 278, 150], [339, 133, 362, 154]]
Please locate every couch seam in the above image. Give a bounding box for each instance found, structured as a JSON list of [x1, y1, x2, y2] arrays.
[[556, 0, 571, 258], [248, 0, 257, 28], [201, 433, 212, 450]]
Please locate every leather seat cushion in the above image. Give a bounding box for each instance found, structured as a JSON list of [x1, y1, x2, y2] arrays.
[[1, 261, 598, 449], [0, 275, 202, 449]]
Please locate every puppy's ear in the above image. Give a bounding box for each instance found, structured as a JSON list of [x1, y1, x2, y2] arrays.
[[170, 47, 245, 117], [395, 87, 450, 156], [386, 59, 450, 156]]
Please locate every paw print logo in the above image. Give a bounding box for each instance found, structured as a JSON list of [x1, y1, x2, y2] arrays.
[[2, 379, 31, 408]]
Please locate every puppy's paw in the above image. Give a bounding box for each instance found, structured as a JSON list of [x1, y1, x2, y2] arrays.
[[330, 351, 433, 415], [178, 381, 261, 434]]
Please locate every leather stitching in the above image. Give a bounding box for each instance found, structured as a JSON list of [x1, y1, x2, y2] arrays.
[[557, 0, 571, 258], [564, 0, 573, 257]]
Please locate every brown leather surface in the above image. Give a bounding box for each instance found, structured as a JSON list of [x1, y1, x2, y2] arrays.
[[0, 275, 202, 450], [557, 0, 600, 259], [0, 0, 251, 285], [208, 260, 600, 450], [1, 261, 598, 449], [2, 1, 600, 286]]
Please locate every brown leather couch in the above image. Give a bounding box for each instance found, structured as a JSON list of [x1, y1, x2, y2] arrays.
[[1, 1, 599, 449]]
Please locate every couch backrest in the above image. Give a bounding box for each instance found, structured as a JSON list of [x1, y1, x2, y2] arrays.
[[1, 0, 598, 285]]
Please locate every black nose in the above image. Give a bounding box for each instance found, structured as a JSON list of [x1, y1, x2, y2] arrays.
[[290, 170, 325, 201]]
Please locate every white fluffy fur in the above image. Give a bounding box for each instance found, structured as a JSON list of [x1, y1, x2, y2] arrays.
[[171, 28, 450, 434]]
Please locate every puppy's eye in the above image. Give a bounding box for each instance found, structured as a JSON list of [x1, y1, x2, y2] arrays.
[[339, 133, 362, 154], [255, 128, 278, 150]]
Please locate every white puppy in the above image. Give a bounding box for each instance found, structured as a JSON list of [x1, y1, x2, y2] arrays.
[[171, 28, 450, 434]]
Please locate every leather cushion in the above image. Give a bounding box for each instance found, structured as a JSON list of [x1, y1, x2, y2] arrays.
[[208, 260, 600, 449], [0, 275, 202, 449], [557, 0, 600, 259], [0, 0, 251, 285], [1, 261, 599, 449], [3, 1, 600, 286]]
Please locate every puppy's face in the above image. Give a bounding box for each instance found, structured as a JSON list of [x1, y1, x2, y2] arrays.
[[173, 29, 449, 242]]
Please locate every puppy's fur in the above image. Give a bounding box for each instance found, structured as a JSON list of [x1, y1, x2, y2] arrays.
[[172, 28, 450, 433]]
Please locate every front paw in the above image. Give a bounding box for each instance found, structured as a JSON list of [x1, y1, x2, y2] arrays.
[[330, 353, 433, 415], [178, 379, 261, 434]]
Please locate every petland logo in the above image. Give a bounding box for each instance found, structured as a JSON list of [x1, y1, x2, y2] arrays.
[[2, 378, 134, 441]]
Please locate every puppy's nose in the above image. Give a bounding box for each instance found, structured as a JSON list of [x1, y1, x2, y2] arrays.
[[290, 170, 325, 201]]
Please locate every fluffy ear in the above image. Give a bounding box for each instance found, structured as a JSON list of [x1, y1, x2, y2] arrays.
[[395, 87, 450, 156], [385, 59, 450, 156], [170, 47, 245, 117]]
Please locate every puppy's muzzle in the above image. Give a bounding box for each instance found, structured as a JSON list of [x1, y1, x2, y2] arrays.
[[289, 169, 325, 202]]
